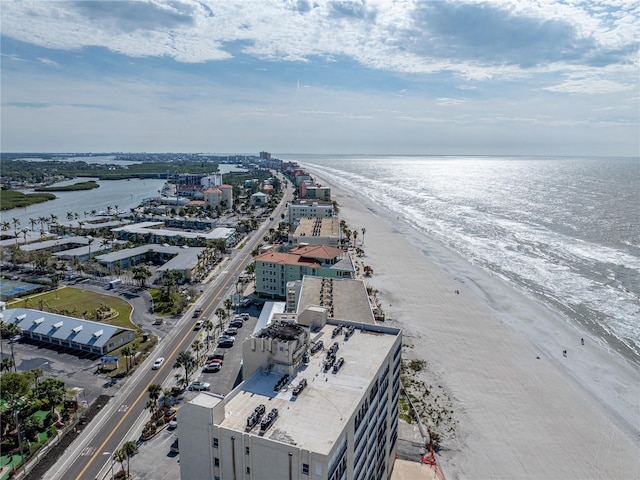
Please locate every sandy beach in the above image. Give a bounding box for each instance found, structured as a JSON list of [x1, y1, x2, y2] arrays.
[[310, 170, 640, 479]]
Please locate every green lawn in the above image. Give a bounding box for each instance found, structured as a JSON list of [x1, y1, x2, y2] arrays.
[[6, 286, 134, 329]]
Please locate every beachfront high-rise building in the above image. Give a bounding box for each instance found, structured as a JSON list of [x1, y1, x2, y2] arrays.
[[254, 245, 354, 298], [178, 300, 402, 480], [288, 200, 334, 223], [299, 182, 331, 201]]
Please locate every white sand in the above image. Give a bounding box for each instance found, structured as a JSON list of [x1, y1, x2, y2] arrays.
[[311, 172, 640, 479]]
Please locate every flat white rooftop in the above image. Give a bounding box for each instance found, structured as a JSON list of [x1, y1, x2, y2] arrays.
[[218, 322, 399, 455], [191, 392, 225, 409]]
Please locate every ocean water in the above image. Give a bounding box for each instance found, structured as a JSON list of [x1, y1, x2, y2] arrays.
[[283, 155, 640, 365]]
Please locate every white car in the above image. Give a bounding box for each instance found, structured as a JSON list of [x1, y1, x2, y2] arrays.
[[152, 357, 165, 370], [188, 381, 211, 391]]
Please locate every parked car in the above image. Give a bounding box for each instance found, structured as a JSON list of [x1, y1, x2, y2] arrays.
[[152, 357, 165, 370], [152, 318, 164, 325], [9, 334, 21, 344], [207, 352, 225, 364], [223, 327, 239, 336], [203, 362, 221, 373], [168, 418, 177, 429], [229, 320, 243, 329], [241, 298, 252, 307], [164, 407, 178, 421], [194, 320, 204, 330], [240, 313, 250, 320], [217, 338, 234, 348], [188, 381, 210, 391]]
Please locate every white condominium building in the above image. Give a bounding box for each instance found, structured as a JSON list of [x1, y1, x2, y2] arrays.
[[179, 311, 402, 480], [288, 201, 335, 223]]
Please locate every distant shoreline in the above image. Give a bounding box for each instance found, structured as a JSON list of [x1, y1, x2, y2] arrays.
[[0, 190, 57, 211], [35, 180, 100, 192]]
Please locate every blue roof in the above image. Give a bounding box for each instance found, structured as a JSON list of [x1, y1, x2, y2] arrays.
[[2, 308, 134, 349]]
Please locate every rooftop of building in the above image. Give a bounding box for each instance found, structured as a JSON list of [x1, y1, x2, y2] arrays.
[[293, 218, 340, 239], [111, 222, 235, 241], [1, 308, 134, 348], [95, 244, 204, 266], [255, 245, 344, 265], [290, 199, 333, 207], [214, 321, 400, 455], [297, 276, 375, 324]]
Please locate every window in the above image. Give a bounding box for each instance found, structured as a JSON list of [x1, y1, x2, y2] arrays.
[[214, 457, 220, 467], [302, 463, 309, 475], [245, 446, 250, 455], [213, 437, 219, 448]]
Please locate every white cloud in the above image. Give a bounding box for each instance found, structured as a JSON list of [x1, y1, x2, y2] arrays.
[[38, 57, 60, 67], [1, 0, 638, 155], [1, 0, 637, 80], [544, 75, 636, 94]]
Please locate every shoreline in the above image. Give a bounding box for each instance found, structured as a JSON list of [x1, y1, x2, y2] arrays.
[[307, 168, 640, 479]]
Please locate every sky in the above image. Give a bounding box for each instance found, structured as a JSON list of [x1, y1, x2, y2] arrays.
[[1, 0, 638, 156]]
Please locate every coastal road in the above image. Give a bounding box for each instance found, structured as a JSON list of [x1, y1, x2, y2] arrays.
[[47, 174, 293, 480]]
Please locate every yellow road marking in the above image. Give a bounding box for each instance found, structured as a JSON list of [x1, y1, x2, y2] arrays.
[[74, 263, 243, 479]]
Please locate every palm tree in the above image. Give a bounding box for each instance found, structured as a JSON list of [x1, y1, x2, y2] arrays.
[[352, 229, 358, 248], [132, 265, 151, 287], [173, 350, 196, 388], [113, 448, 127, 477], [29, 218, 38, 231], [1, 221, 10, 232], [121, 345, 134, 374], [0, 357, 15, 373], [122, 440, 137, 476], [215, 307, 227, 332], [87, 236, 95, 259], [147, 383, 162, 417], [20, 227, 30, 245], [36, 378, 66, 415], [192, 339, 203, 364], [203, 319, 214, 349], [38, 216, 49, 231], [224, 297, 233, 319], [67, 211, 74, 222], [11, 218, 20, 244]]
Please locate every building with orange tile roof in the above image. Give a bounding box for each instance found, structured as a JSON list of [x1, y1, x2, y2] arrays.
[[254, 245, 354, 298]]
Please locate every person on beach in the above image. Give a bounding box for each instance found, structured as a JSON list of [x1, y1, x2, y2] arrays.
[[581, 338, 584, 346]]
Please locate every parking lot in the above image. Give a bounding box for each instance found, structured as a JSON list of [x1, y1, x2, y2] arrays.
[[2, 335, 117, 405], [124, 306, 259, 480]]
